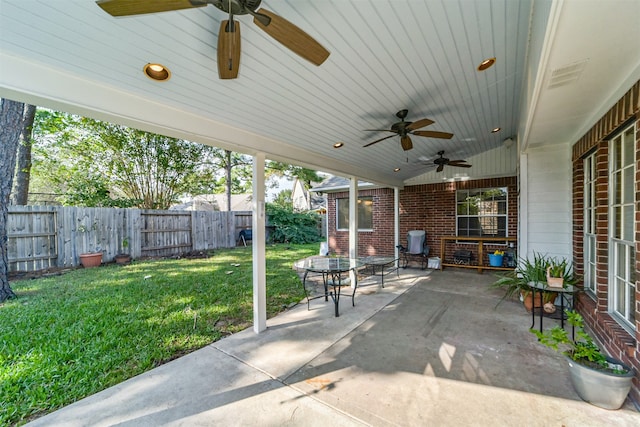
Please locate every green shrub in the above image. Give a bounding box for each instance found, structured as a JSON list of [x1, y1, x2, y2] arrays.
[[266, 204, 322, 244]]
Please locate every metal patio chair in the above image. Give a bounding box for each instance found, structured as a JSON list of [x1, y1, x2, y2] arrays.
[[396, 230, 430, 269]]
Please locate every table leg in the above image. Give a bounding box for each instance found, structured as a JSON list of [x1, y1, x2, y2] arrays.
[[322, 272, 329, 301], [530, 290, 535, 329], [302, 270, 310, 310], [351, 268, 358, 307], [328, 271, 341, 317], [530, 287, 544, 332], [530, 288, 535, 330], [560, 293, 565, 329], [539, 290, 544, 332]]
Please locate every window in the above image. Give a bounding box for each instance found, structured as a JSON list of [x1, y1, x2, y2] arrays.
[[609, 123, 636, 330], [583, 152, 597, 295], [456, 187, 507, 237], [336, 197, 373, 231]]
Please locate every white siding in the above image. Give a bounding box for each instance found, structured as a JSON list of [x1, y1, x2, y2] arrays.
[[406, 144, 517, 185], [521, 144, 572, 260]]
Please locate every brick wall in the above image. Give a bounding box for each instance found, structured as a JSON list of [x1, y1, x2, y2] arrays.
[[571, 80, 640, 405], [327, 177, 518, 266], [328, 188, 395, 257]]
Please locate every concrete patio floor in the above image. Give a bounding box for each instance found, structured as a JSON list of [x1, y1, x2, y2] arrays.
[[27, 268, 639, 426]]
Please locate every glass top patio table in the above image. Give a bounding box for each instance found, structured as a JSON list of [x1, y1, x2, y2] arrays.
[[359, 256, 397, 265], [294, 257, 363, 317], [359, 256, 400, 288], [294, 257, 363, 273]]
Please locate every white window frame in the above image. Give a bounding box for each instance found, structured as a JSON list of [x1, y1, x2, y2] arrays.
[[336, 196, 373, 231], [583, 151, 597, 296], [455, 187, 508, 240], [608, 123, 636, 331]]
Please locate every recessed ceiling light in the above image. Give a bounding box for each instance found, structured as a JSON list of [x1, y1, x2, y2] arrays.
[[394, 167, 401, 172], [333, 142, 344, 148], [477, 57, 496, 71], [491, 127, 501, 133], [143, 63, 171, 81]]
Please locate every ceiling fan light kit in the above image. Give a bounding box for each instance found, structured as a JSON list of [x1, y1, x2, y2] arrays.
[[96, 0, 330, 80]]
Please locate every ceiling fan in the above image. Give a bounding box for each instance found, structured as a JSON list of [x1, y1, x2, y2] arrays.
[[422, 151, 472, 172], [96, 0, 330, 79], [363, 109, 453, 151]]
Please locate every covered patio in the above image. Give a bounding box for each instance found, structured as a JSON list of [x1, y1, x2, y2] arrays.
[[2, 0, 639, 413], [25, 269, 638, 426]]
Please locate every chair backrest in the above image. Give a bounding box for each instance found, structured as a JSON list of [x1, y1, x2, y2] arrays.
[[407, 230, 426, 254]]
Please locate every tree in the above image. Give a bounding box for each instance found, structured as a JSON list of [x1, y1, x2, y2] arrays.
[[31, 114, 225, 209], [1, 98, 24, 301], [271, 189, 293, 208], [29, 110, 316, 210], [12, 104, 36, 205], [79, 120, 216, 209], [29, 111, 260, 209], [215, 149, 252, 211], [267, 162, 322, 190]]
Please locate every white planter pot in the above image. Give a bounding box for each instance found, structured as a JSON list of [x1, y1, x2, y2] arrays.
[[566, 356, 634, 410]]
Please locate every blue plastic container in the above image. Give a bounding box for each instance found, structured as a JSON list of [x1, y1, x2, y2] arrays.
[[488, 254, 504, 267]]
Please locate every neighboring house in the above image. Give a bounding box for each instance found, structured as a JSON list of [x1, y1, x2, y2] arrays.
[[314, 81, 640, 404], [291, 179, 309, 212], [170, 194, 253, 212], [292, 178, 326, 212]]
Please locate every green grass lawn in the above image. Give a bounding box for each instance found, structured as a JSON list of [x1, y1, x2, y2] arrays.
[[0, 243, 318, 426]]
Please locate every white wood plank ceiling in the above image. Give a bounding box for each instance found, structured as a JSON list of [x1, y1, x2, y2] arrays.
[[1, 1, 639, 187]]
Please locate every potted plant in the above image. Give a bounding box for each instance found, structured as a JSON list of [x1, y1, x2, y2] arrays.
[[78, 218, 103, 268], [79, 251, 102, 268], [114, 237, 131, 265], [531, 310, 634, 409], [491, 252, 553, 311], [546, 258, 568, 288]]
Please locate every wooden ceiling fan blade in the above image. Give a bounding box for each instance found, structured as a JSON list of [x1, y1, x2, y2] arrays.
[[413, 130, 454, 139], [401, 136, 413, 151], [450, 163, 472, 168], [363, 134, 396, 147], [436, 164, 444, 173], [96, 0, 205, 16], [253, 9, 330, 66], [406, 118, 434, 131], [217, 20, 241, 80]]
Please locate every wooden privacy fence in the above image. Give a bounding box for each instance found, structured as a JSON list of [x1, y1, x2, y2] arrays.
[[6, 206, 252, 273]]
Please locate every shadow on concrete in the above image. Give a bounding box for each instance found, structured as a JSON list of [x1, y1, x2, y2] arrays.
[[27, 268, 639, 426]]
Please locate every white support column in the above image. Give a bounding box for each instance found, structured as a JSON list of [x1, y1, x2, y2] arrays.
[[323, 193, 329, 255], [349, 177, 358, 285], [394, 187, 400, 266], [252, 153, 267, 333], [519, 152, 529, 260]]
